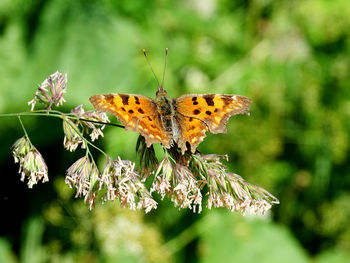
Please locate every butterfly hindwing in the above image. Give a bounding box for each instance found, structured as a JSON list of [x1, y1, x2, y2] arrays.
[[89, 94, 171, 147], [138, 114, 171, 148], [175, 114, 209, 154], [175, 94, 251, 134]]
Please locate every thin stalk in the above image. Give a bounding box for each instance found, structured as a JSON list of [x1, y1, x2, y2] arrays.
[[1, 111, 111, 158], [0, 112, 124, 128], [79, 118, 124, 128], [17, 116, 33, 146], [86, 139, 108, 157]]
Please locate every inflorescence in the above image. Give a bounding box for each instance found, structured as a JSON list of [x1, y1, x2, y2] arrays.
[[11, 72, 279, 214]]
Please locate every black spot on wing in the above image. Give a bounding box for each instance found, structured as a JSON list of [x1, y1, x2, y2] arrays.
[[138, 108, 144, 114], [205, 111, 211, 115], [128, 109, 134, 114], [134, 96, 140, 105], [193, 109, 200, 115], [203, 95, 215, 106], [120, 94, 129, 105], [192, 97, 197, 101]]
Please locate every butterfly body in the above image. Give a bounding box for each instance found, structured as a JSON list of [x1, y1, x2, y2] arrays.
[[154, 91, 179, 142], [90, 86, 251, 154]]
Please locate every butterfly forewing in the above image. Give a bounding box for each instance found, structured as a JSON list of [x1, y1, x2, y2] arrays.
[[89, 94, 171, 147], [175, 94, 251, 134]]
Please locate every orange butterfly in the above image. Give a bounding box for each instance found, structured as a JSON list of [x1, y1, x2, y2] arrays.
[[90, 50, 251, 154]]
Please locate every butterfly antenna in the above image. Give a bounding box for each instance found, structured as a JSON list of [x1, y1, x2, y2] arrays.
[[161, 48, 168, 88], [143, 49, 160, 86]]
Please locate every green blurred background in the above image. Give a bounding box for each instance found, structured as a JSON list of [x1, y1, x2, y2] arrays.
[[1, 0, 350, 262]]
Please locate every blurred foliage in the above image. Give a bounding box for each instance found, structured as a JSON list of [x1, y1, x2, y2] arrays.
[[0, 0, 350, 262], [198, 211, 309, 263]]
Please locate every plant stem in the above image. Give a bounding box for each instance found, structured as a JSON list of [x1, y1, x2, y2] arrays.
[[79, 118, 124, 128], [17, 116, 33, 146], [0, 112, 124, 128], [2, 111, 111, 158]]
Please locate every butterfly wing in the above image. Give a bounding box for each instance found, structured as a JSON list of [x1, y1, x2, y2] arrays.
[[89, 94, 171, 148], [175, 114, 209, 154], [175, 94, 251, 134]]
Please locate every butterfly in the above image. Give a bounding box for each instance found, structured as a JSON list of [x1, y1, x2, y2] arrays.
[[89, 50, 251, 154], [90, 87, 251, 154]]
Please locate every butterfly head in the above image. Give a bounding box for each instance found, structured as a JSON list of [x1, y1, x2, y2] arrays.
[[143, 48, 169, 98], [156, 85, 167, 97]]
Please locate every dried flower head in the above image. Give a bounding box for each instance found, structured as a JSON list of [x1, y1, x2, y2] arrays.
[[12, 137, 48, 188], [150, 157, 173, 199], [150, 157, 203, 213], [135, 180, 158, 213], [28, 71, 67, 111], [66, 156, 158, 213], [62, 117, 86, 151], [192, 154, 279, 215], [99, 157, 118, 201], [65, 156, 101, 210], [172, 164, 202, 213], [12, 136, 31, 164], [65, 156, 98, 198], [107, 157, 157, 213], [70, 105, 110, 141]]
